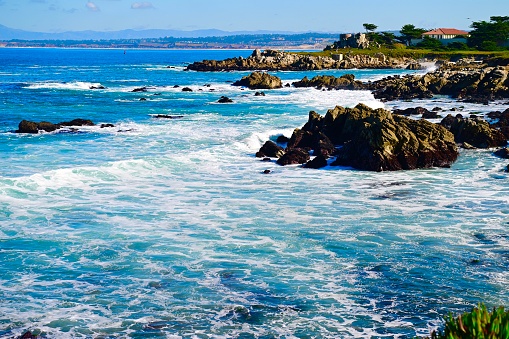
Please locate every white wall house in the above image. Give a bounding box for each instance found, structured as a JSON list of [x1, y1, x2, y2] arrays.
[[422, 28, 470, 40]]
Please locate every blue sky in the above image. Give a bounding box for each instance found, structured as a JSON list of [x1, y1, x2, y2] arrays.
[[0, 0, 508, 33]]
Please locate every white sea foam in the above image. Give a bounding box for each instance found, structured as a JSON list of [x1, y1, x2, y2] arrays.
[[25, 81, 104, 91]]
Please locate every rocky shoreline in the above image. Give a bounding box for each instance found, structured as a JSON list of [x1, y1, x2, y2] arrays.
[[186, 49, 411, 71]]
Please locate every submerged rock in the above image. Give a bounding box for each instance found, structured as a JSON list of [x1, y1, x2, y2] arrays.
[[217, 96, 233, 103]]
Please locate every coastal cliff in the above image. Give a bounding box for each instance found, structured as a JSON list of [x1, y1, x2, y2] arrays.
[[186, 49, 408, 71]]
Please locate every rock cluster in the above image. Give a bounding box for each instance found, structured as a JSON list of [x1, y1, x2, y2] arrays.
[[257, 104, 459, 171], [186, 49, 406, 72], [292, 74, 365, 90], [16, 119, 96, 134], [369, 59, 509, 103], [232, 72, 282, 89]]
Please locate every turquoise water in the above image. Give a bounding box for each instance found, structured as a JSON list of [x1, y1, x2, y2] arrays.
[[0, 48, 509, 338]]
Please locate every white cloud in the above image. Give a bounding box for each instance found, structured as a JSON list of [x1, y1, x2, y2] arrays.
[[86, 1, 100, 12], [131, 2, 154, 10]]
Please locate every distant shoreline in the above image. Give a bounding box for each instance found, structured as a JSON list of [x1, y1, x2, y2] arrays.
[[0, 45, 322, 51]]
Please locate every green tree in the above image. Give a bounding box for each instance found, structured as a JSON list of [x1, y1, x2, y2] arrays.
[[363, 23, 378, 33], [468, 16, 509, 50], [416, 36, 444, 50], [399, 24, 427, 46]]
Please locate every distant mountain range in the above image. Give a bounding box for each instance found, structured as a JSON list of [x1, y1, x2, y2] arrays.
[[0, 24, 310, 41]]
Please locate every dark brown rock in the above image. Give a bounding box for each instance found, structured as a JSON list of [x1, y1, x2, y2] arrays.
[[217, 96, 233, 103], [182, 87, 193, 92], [304, 154, 328, 169], [58, 119, 95, 127], [232, 72, 282, 90], [256, 141, 285, 158], [276, 149, 310, 166], [494, 147, 509, 159], [37, 121, 58, 132], [320, 104, 458, 171], [16, 120, 39, 134], [393, 107, 430, 116], [132, 87, 148, 92]]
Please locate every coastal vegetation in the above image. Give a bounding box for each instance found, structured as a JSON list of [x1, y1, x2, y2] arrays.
[[424, 304, 509, 339]]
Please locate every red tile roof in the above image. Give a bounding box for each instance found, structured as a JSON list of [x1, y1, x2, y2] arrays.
[[423, 28, 469, 36]]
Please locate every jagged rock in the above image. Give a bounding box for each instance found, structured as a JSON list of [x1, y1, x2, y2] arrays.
[[100, 123, 115, 128], [328, 105, 458, 171], [276, 149, 310, 166], [440, 114, 507, 148], [308, 104, 458, 171], [258, 104, 458, 171], [17, 120, 38, 133], [494, 147, 509, 158], [232, 72, 282, 90], [182, 87, 193, 92], [256, 141, 285, 158], [286, 126, 335, 157], [254, 91, 266, 96], [292, 74, 365, 90], [217, 96, 233, 103], [90, 85, 105, 90]]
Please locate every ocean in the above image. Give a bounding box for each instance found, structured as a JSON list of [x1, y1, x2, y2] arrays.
[[0, 48, 508, 338]]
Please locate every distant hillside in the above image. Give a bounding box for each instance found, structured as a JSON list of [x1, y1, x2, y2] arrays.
[[0, 24, 306, 40]]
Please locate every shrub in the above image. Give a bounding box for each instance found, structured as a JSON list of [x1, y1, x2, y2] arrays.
[[426, 304, 509, 339]]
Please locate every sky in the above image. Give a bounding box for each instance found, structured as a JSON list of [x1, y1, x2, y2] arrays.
[[0, 0, 508, 33]]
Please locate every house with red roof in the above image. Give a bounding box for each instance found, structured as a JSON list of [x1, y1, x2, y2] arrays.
[[422, 28, 470, 40]]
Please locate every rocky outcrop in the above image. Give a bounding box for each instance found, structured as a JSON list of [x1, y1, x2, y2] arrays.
[[256, 141, 285, 158], [256, 104, 459, 171], [440, 114, 507, 148], [323, 105, 458, 171], [292, 74, 366, 90], [232, 72, 282, 90], [369, 59, 509, 102], [276, 149, 310, 166], [16, 119, 96, 134], [186, 49, 406, 72]]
